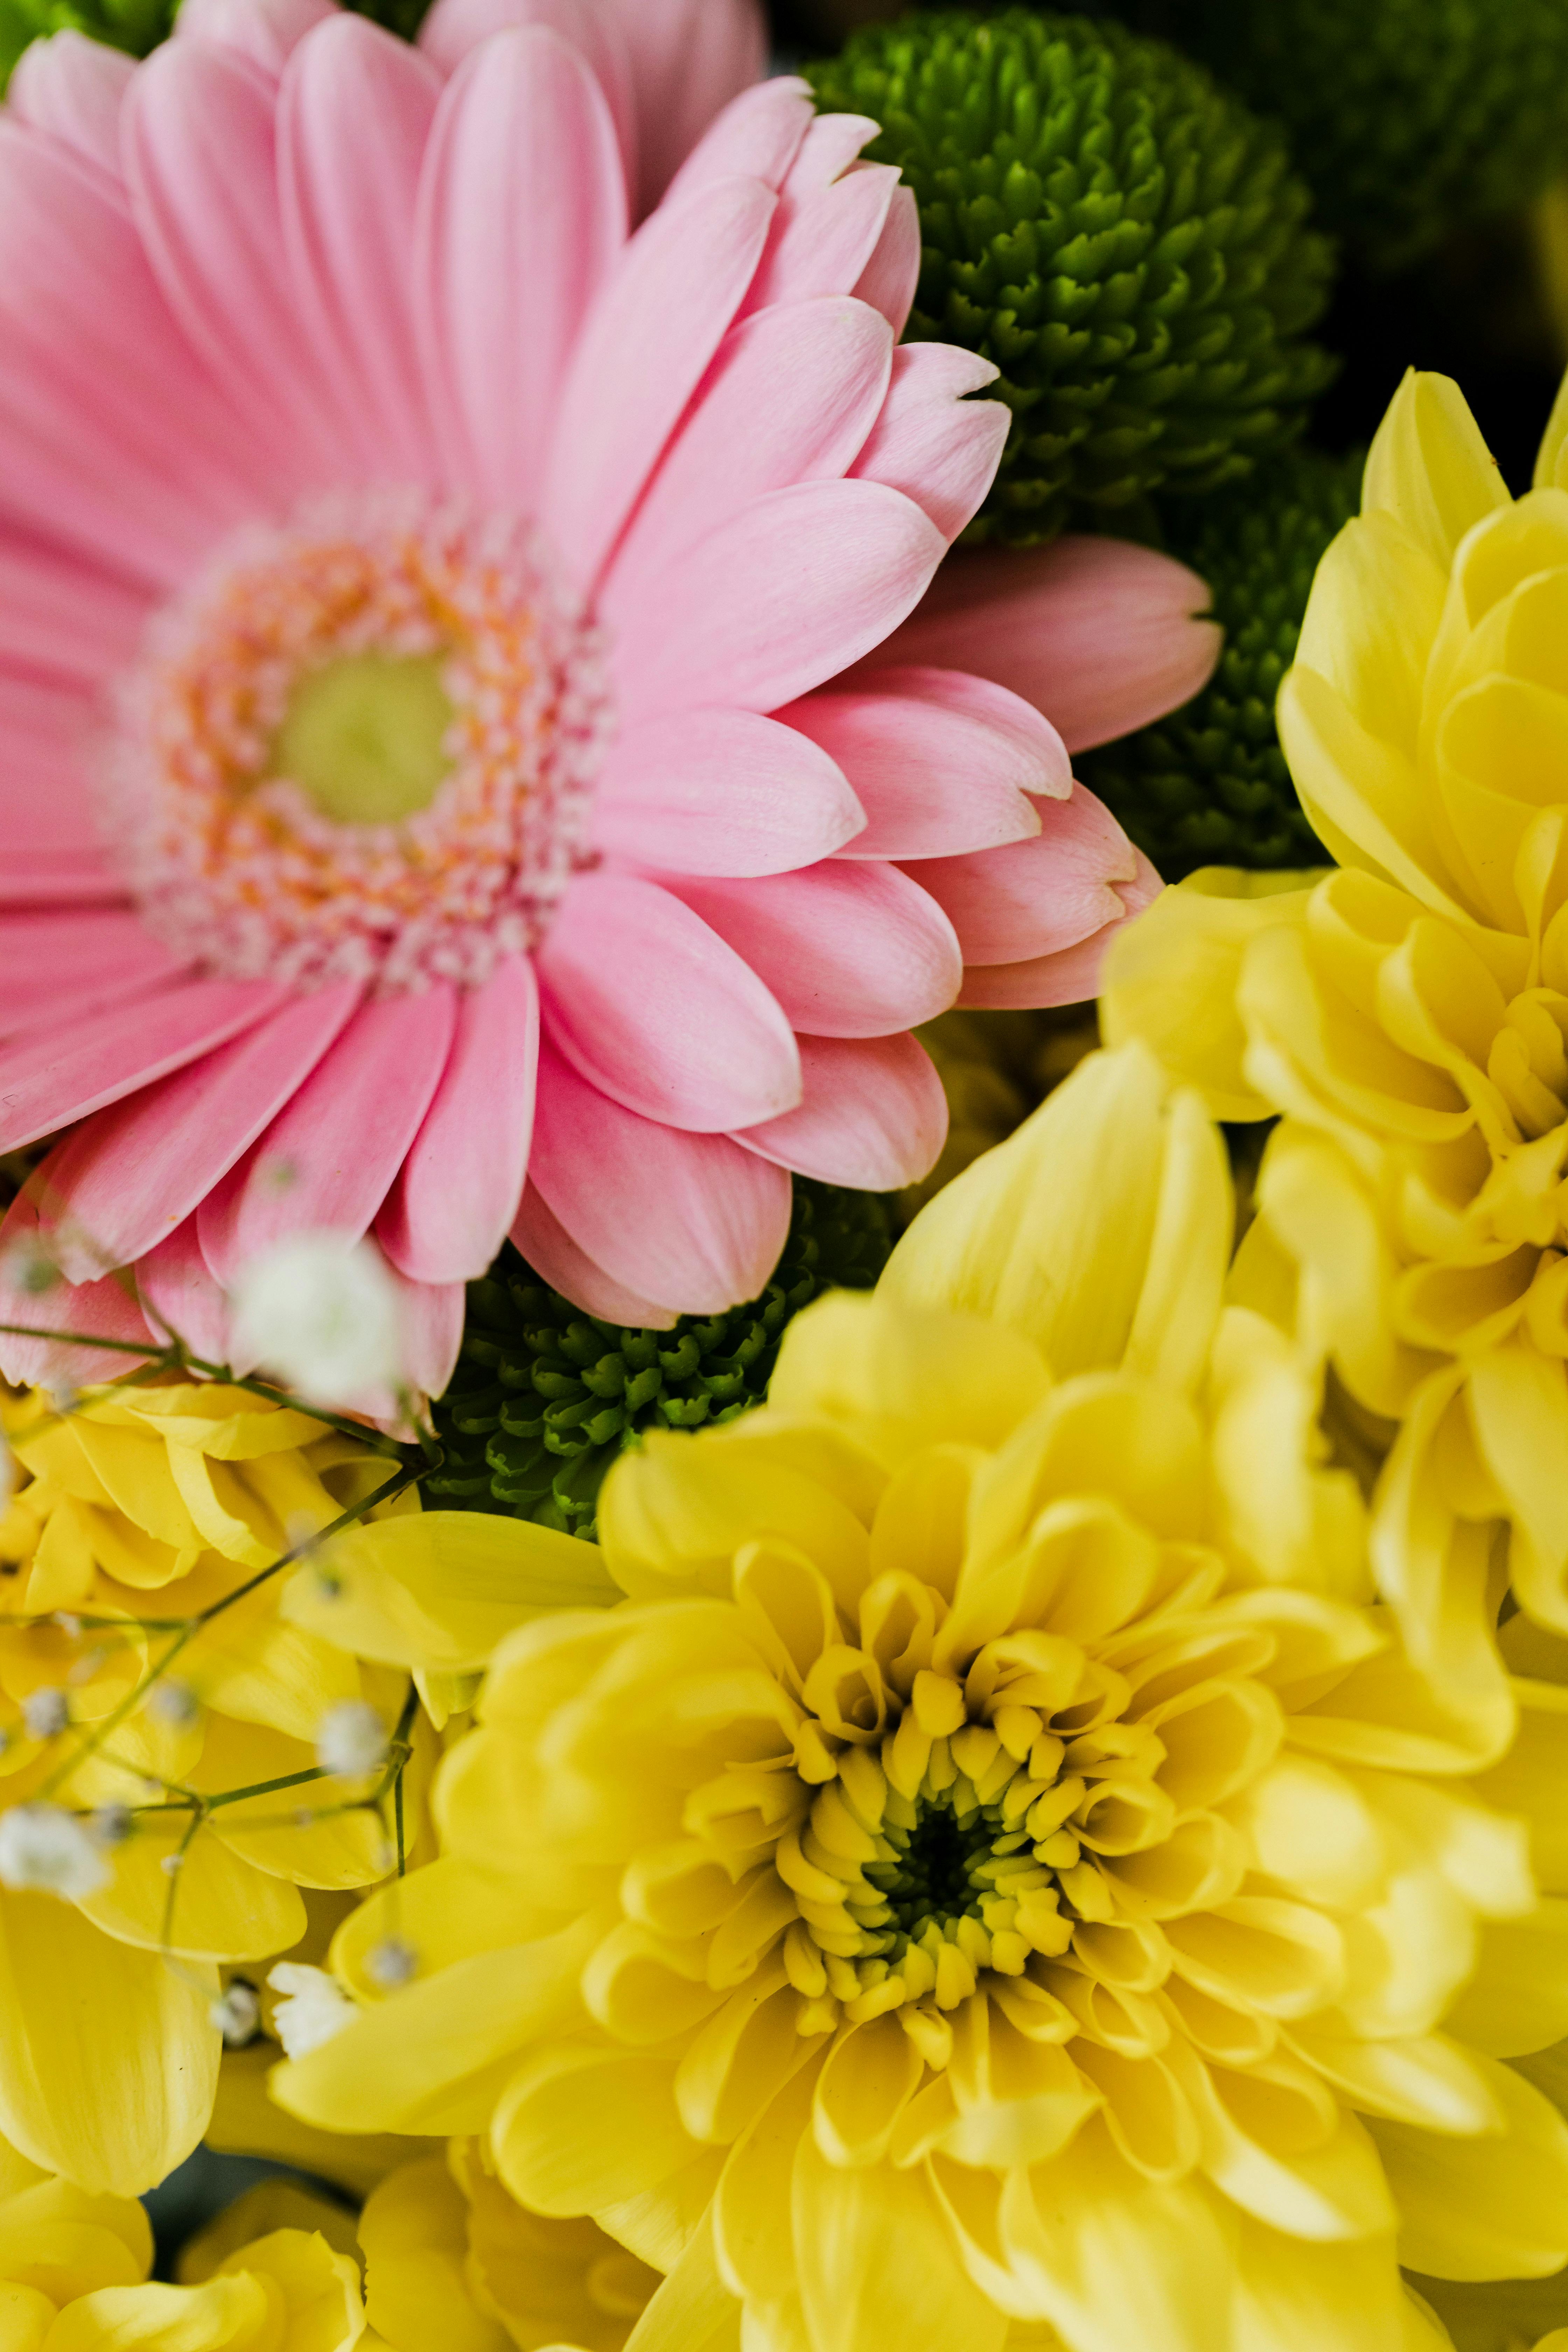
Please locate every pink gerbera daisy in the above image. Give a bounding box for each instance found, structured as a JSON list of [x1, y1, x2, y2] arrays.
[[0, 0, 1216, 1397]]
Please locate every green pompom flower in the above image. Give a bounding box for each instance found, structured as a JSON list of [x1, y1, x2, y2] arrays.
[[806, 9, 1336, 544], [1167, 0, 1568, 272], [427, 1180, 895, 1538], [1077, 443, 1363, 877]]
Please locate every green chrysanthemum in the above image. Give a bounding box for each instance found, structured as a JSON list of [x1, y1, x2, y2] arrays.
[[1166, 0, 1568, 272], [806, 9, 1336, 544], [426, 1180, 895, 1538], [1078, 443, 1363, 876]]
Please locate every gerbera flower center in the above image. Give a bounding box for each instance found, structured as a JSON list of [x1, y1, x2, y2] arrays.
[[104, 492, 613, 995]]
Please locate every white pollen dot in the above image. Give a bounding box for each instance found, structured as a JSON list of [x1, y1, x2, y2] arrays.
[[315, 1699, 389, 1779]]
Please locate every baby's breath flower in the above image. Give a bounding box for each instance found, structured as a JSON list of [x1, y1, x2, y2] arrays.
[[267, 1964, 357, 2059], [0, 1803, 110, 1898], [230, 1233, 405, 1408], [210, 1982, 261, 2047], [21, 1687, 68, 1741], [315, 1700, 388, 1779]]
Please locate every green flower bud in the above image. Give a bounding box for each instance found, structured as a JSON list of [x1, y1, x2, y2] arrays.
[[1077, 443, 1363, 877], [806, 9, 1336, 544], [427, 1178, 895, 1539]]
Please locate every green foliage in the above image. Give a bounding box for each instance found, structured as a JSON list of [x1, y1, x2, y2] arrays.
[[427, 1179, 896, 1540], [1077, 443, 1364, 877], [1168, 0, 1568, 271], [807, 9, 1336, 544]]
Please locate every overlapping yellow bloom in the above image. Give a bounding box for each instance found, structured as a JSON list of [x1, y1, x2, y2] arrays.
[[357, 2142, 660, 2352], [269, 1046, 1568, 2352], [0, 2140, 361, 2349], [0, 1381, 426, 2193], [1103, 368, 1568, 1755]]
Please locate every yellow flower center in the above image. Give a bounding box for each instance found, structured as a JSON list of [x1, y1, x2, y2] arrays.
[[272, 651, 455, 828]]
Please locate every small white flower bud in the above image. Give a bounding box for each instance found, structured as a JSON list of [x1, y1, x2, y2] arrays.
[[230, 1233, 405, 1407], [210, 1982, 260, 2046], [21, 1688, 69, 1741], [365, 1936, 418, 1989], [267, 1962, 356, 2058], [0, 1803, 111, 1898], [315, 1699, 388, 1779], [148, 1680, 201, 1728], [91, 1804, 132, 1847]]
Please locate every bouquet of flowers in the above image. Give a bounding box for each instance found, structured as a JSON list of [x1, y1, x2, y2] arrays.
[[2, 0, 1568, 2344]]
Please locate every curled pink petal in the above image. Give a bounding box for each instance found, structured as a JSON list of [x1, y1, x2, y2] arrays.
[[851, 343, 1007, 546], [957, 848, 1163, 1009], [868, 537, 1222, 751], [735, 1030, 947, 1190], [852, 182, 920, 337], [904, 782, 1139, 968], [417, 0, 637, 189], [782, 667, 1063, 862], [741, 159, 900, 319]]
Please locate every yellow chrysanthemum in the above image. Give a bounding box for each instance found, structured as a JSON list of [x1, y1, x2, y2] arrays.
[[0, 1379, 430, 2193], [0, 2138, 361, 2349], [271, 1047, 1568, 2352], [897, 1010, 1099, 1223], [1103, 367, 1568, 1755], [356, 2142, 659, 2352]]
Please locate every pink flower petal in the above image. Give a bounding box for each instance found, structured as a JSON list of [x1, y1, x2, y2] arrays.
[[36, 982, 362, 1281], [665, 863, 961, 1038], [0, 910, 188, 1044], [596, 0, 768, 215], [174, 0, 336, 73], [0, 978, 290, 1154], [662, 76, 812, 206], [541, 170, 775, 592], [0, 1193, 152, 1387], [0, 531, 150, 689], [8, 31, 133, 178], [196, 988, 457, 1281], [592, 708, 865, 876], [536, 871, 801, 1132], [904, 782, 1140, 967], [867, 538, 1222, 754], [124, 39, 357, 489], [526, 1036, 791, 1314], [377, 955, 539, 1286], [0, 855, 122, 911], [614, 478, 946, 724], [278, 15, 443, 484], [851, 182, 919, 337], [417, 0, 637, 188], [779, 113, 878, 198], [0, 676, 99, 856], [734, 1030, 946, 1189], [851, 344, 1008, 545], [602, 294, 893, 604], [0, 125, 268, 585], [741, 158, 899, 318], [957, 849, 1163, 1009], [510, 1181, 677, 1328], [386, 1256, 465, 1400], [414, 26, 625, 513], [137, 1216, 232, 1364], [781, 667, 1063, 861]]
